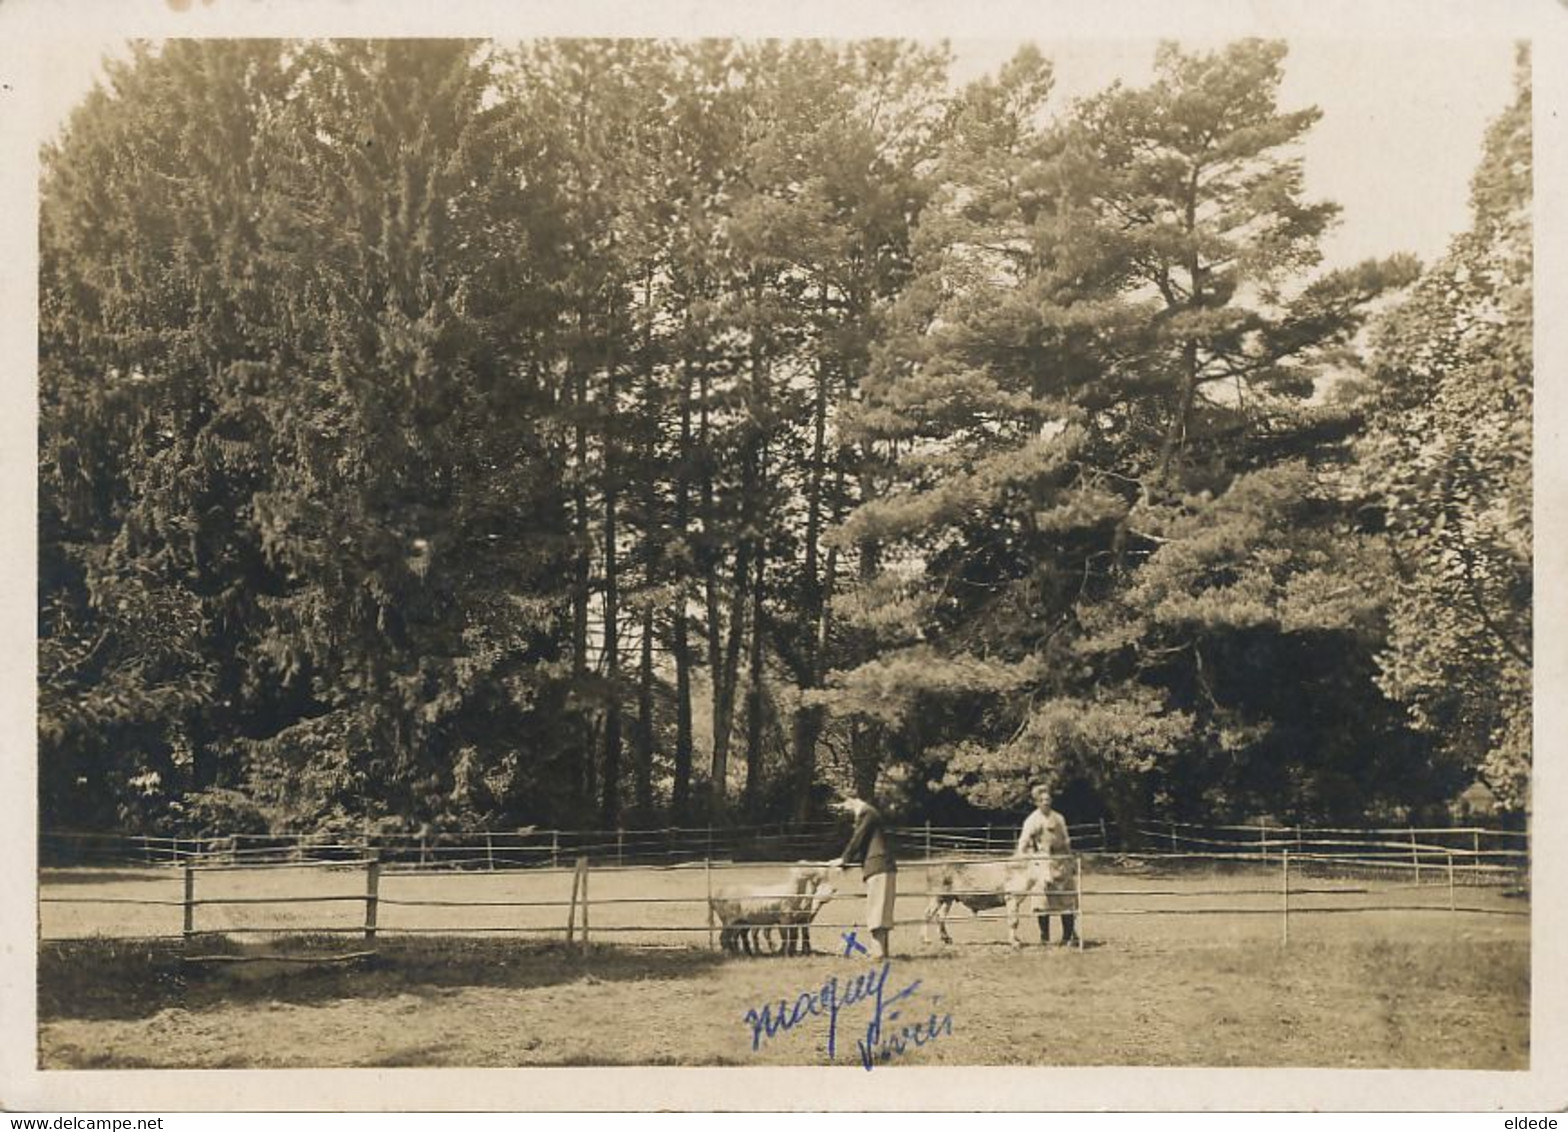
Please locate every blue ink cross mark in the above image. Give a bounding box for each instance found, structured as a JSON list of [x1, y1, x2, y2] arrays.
[[841, 930, 869, 957]]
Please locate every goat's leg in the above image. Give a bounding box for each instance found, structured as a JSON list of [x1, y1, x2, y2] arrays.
[[921, 897, 942, 945], [1007, 895, 1023, 949], [923, 897, 955, 945]]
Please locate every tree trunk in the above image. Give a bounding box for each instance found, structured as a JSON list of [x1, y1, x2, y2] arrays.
[[850, 427, 884, 798], [697, 360, 740, 813], [601, 345, 622, 828], [671, 355, 695, 821], [791, 703, 826, 822], [711, 330, 765, 814], [572, 357, 595, 809], [632, 269, 658, 820], [672, 601, 693, 820], [635, 605, 655, 815], [743, 518, 767, 818], [698, 359, 721, 809], [850, 719, 881, 801], [710, 540, 749, 810], [737, 304, 771, 817], [1158, 338, 1202, 484], [1159, 165, 1206, 485], [791, 333, 834, 821]]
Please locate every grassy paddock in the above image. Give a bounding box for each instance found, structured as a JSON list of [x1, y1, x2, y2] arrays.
[[39, 925, 1527, 1069], [38, 860, 1529, 1069]]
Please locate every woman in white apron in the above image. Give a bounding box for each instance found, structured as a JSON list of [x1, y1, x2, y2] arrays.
[[1016, 784, 1077, 945]]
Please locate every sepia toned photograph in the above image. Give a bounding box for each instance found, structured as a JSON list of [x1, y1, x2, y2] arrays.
[[8, 0, 1563, 1113]]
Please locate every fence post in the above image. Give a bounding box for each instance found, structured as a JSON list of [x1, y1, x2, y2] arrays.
[[924, 819, 932, 860], [580, 856, 591, 953], [1281, 850, 1290, 947], [142, 835, 153, 867], [182, 862, 196, 943], [552, 829, 560, 869], [1409, 827, 1420, 885], [706, 856, 715, 951], [566, 857, 581, 946], [1074, 854, 1085, 950], [1447, 850, 1456, 917], [1259, 817, 1268, 861], [1099, 818, 1109, 853], [617, 828, 624, 867], [1473, 829, 1482, 879], [1170, 820, 1178, 855], [486, 832, 495, 872], [364, 857, 381, 943]]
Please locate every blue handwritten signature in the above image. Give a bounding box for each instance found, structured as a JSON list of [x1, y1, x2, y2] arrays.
[[742, 960, 955, 1070]]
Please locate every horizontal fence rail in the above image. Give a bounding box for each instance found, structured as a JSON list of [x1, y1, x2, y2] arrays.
[[38, 834, 1529, 954]]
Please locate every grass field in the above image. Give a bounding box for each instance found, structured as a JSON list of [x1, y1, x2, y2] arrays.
[[37, 858, 1529, 1070]]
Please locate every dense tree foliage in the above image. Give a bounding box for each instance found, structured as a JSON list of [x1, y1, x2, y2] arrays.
[[1356, 51, 1532, 811], [38, 38, 1530, 837], [825, 41, 1430, 830]]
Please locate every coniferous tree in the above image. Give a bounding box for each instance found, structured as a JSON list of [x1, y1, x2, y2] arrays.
[[826, 41, 1422, 828], [39, 35, 1525, 838]]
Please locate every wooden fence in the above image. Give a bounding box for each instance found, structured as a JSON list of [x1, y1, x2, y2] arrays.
[[1135, 818, 1530, 875], [38, 818, 1529, 872], [38, 840, 1529, 957]]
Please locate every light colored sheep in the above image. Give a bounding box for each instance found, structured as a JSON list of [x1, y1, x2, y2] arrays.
[[712, 864, 836, 957], [767, 865, 835, 956], [922, 855, 1068, 948]]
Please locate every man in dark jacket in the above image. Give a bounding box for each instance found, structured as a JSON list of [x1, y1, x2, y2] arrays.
[[828, 790, 897, 960]]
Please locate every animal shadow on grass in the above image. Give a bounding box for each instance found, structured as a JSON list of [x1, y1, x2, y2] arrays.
[[39, 937, 729, 1023]]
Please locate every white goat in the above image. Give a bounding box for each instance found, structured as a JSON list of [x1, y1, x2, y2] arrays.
[[711, 865, 836, 957], [922, 855, 1067, 948]]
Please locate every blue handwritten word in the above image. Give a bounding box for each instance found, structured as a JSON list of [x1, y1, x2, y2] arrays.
[[741, 960, 946, 1069], [841, 930, 869, 957], [855, 993, 955, 1070]]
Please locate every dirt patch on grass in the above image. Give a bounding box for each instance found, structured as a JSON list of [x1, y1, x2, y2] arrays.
[[39, 934, 1527, 1070]]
